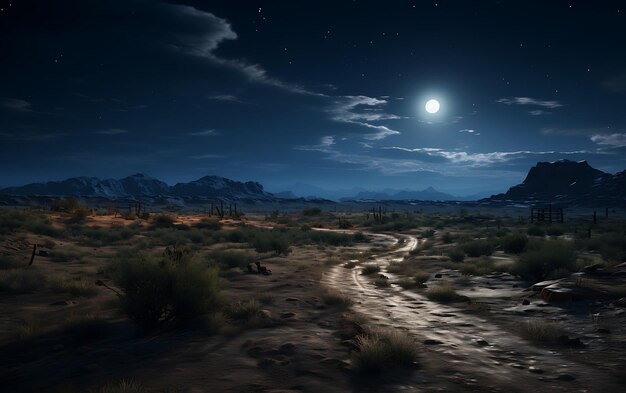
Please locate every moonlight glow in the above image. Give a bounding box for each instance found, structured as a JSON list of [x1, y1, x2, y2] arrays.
[[425, 99, 440, 114]]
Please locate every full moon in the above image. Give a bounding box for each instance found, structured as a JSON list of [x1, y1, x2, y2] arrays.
[[425, 99, 440, 114]]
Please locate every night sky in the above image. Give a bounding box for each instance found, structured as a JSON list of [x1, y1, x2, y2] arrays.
[[1, 1, 625, 197]]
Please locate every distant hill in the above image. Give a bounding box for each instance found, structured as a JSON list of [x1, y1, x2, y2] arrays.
[[485, 160, 626, 205], [0, 174, 276, 201], [346, 186, 457, 201]]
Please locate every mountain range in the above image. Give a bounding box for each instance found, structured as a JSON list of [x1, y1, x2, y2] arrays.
[[1, 160, 624, 206]]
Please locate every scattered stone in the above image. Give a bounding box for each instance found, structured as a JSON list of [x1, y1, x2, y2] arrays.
[[278, 343, 296, 354], [423, 339, 443, 345], [285, 297, 300, 302], [555, 374, 576, 381], [257, 358, 276, 368], [597, 328, 611, 334], [582, 263, 604, 273], [38, 250, 49, 257], [521, 299, 530, 305], [509, 363, 524, 369], [434, 273, 443, 278], [528, 366, 544, 374], [614, 298, 626, 307], [475, 339, 489, 347], [280, 312, 296, 319]]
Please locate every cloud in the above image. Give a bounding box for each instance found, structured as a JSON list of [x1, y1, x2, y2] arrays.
[[191, 153, 225, 159], [459, 129, 480, 135], [208, 94, 240, 102], [590, 133, 626, 148], [320, 136, 335, 146], [529, 110, 550, 116], [603, 74, 626, 93], [497, 97, 563, 109], [187, 129, 219, 136], [330, 95, 402, 140], [1, 98, 33, 112], [94, 128, 128, 135], [542, 126, 614, 136]]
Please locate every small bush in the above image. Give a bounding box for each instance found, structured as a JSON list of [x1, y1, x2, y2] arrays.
[[352, 328, 418, 373], [501, 233, 528, 254], [441, 232, 454, 244], [151, 214, 175, 228], [461, 240, 494, 257], [114, 256, 221, 329], [226, 299, 262, 327], [361, 265, 381, 275], [521, 320, 566, 343], [302, 207, 322, 216], [546, 227, 564, 237], [374, 275, 390, 287], [252, 234, 291, 255], [0, 256, 21, 270], [322, 289, 353, 308], [206, 250, 255, 270], [0, 268, 46, 293], [344, 261, 357, 269], [421, 229, 435, 238], [48, 274, 98, 297], [511, 240, 575, 282], [527, 226, 545, 237], [447, 248, 465, 263], [425, 282, 460, 302], [90, 379, 146, 393], [194, 218, 222, 230]]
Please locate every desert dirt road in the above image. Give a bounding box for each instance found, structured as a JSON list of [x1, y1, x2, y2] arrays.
[[322, 230, 623, 392]]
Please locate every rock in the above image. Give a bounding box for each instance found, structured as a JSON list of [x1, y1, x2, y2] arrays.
[[528, 366, 544, 374], [280, 312, 296, 319], [475, 339, 489, 346], [582, 263, 604, 273], [247, 346, 264, 357], [434, 273, 443, 278], [540, 284, 604, 302], [531, 280, 560, 292], [38, 250, 49, 257], [423, 339, 443, 345], [285, 297, 300, 302], [509, 363, 524, 369], [615, 298, 626, 307], [558, 335, 585, 347], [555, 373, 576, 381], [521, 299, 530, 305], [597, 328, 611, 334], [257, 358, 276, 368], [278, 343, 296, 354]]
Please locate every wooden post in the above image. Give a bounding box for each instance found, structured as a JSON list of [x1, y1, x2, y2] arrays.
[[29, 244, 37, 266], [593, 211, 597, 223]]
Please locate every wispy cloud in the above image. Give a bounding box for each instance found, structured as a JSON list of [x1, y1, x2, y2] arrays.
[[94, 128, 128, 135], [529, 109, 550, 116], [320, 135, 335, 146], [0, 132, 66, 141], [1, 98, 33, 112], [208, 94, 241, 102], [459, 129, 480, 135], [187, 129, 219, 136], [590, 133, 626, 148], [497, 97, 563, 109], [191, 153, 225, 159], [330, 95, 402, 140]]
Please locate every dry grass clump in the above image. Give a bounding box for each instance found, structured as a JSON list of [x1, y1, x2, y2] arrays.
[[425, 282, 461, 303], [48, 274, 98, 297], [322, 288, 353, 308], [521, 319, 566, 343], [225, 299, 263, 328], [0, 268, 46, 294], [373, 275, 390, 287], [361, 264, 381, 275], [352, 328, 418, 373]]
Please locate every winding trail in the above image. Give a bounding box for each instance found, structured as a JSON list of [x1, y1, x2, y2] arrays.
[[322, 231, 622, 392]]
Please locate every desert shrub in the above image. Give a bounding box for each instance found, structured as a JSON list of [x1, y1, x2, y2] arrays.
[[425, 282, 460, 302], [413, 270, 430, 284], [374, 275, 390, 287], [89, 379, 147, 393], [441, 232, 454, 244], [447, 248, 465, 263], [322, 289, 353, 308], [194, 218, 222, 230], [225, 299, 262, 326], [421, 229, 435, 238], [501, 233, 528, 254], [353, 231, 369, 243], [546, 226, 564, 237], [581, 232, 626, 264], [114, 256, 220, 329], [511, 239, 575, 281], [338, 219, 352, 229], [0, 255, 21, 270], [150, 228, 190, 246], [302, 207, 322, 216], [81, 225, 138, 246], [62, 315, 112, 346], [49, 247, 84, 262], [457, 256, 495, 276], [206, 250, 255, 270], [252, 233, 291, 255], [461, 240, 494, 257], [151, 214, 175, 228], [352, 328, 418, 373], [344, 261, 357, 269], [0, 268, 46, 293], [48, 274, 98, 297], [0, 210, 60, 237], [521, 320, 566, 343], [361, 265, 381, 275], [527, 226, 545, 237]]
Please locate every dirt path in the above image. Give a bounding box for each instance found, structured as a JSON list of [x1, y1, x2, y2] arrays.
[[322, 231, 623, 392]]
